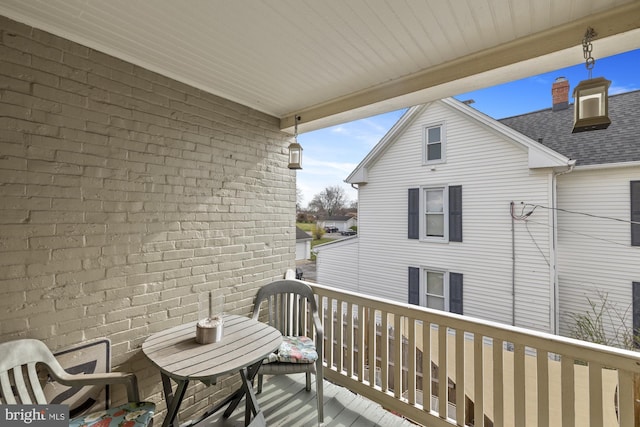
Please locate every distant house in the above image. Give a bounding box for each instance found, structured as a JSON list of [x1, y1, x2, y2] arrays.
[[320, 215, 357, 232], [315, 84, 640, 338], [295, 226, 312, 260]]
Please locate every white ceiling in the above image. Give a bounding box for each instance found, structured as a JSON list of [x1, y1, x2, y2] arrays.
[[1, 0, 639, 132]]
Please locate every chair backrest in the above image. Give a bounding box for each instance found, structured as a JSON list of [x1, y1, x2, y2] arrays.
[[0, 339, 69, 405], [252, 279, 320, 338]]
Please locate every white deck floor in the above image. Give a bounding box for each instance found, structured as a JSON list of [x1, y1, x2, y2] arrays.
[[200, 373, 416, 427]]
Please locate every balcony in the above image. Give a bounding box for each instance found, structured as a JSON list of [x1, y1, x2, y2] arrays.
[[215, 276, 640, 426]]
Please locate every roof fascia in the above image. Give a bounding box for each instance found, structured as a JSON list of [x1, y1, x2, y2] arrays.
[[573, 160, 640, 171], [346, 104, 428, 184]]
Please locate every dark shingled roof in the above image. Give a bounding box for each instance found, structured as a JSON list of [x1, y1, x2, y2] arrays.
[[499, 89, 640, 166], [324, 215, 352, 221], [296, 226, 312, 240]]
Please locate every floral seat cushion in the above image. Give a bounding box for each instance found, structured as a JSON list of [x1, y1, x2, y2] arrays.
[[264, 336, 318, 364], [69, 401, 155, 427]]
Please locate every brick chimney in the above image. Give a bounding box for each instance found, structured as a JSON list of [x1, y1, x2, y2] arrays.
[[552, 77, 569, 111]]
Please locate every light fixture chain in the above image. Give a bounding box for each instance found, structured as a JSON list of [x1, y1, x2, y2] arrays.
[[582, 27, 596, 79]]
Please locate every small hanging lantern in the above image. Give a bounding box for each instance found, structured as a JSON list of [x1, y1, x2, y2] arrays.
[[572, 27, 611, 133], [288, 115, 303, 169]]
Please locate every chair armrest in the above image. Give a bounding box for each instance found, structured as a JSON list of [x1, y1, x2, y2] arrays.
[[49, 371, 141, 402]]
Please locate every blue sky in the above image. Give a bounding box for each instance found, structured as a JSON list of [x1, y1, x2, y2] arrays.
[[296, 49, 640, 207]]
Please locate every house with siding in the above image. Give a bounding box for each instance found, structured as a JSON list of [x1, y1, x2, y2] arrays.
[[320, 215, 357, 233], [315, 85, 640, 338], [295, 226, 312, 260]]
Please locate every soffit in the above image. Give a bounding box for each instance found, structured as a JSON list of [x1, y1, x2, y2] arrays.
[[0, 0, 638, 132]]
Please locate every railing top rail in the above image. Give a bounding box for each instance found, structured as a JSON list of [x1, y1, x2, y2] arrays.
[[310, 282, 640, 373]]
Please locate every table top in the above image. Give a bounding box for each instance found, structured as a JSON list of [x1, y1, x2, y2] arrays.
[[142, 314, 282, 382]]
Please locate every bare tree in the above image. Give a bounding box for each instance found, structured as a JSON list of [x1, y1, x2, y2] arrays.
[[296, 186, 304, 211], [308, 185, 349, 218]]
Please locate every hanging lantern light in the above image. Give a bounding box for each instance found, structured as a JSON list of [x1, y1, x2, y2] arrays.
[[288, 115, 303, 169], [572, 27, 611, 133]]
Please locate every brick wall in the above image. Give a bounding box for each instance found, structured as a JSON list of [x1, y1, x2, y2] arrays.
[[0, 15, 296, 418]]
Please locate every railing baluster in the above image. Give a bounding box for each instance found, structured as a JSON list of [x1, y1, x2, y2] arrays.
[[474, 334, 484, 427], [394, 314, 402, 399], [456, 330, 465, 424], [589, 362, 603, 427], [318, 294, 326, 363], [368, 307, 376, 388], [493, 338, 504, 427], [381, 310, 389, 392], [561, 355, 575, 427], [514, 343, 526, 426], [438, 325, 447, 419], [327, 297, 334, 369], [346, 302, 353, 378], [357, 304, 365, 382], [337, 300, 344, 373], [408, 317, 416, 405], [423, 322, 431, 412], [537, 349, 549, 427], [618, 370, 634, 427]]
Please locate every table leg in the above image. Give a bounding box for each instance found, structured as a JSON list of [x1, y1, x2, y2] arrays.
[[241, 368, 259, 426], [222, 360, 263, 425], [161, 373, 189, 427]]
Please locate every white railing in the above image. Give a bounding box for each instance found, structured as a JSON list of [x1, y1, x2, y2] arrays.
[[309, 282, 640, 427]]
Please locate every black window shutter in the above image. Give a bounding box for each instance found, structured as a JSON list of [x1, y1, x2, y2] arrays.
[[632, 181, 640, 246], [449, 273, 463, 314], [634, 282, 640, 348], [408, 267, 420, 305], [408, 188, 420, 239], [449, 185, 463, 242]]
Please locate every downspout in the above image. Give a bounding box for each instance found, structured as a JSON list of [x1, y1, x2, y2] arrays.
[[551, 163, 575, 335], [511, 202, 516, 326], [350, 183, 360, 292]]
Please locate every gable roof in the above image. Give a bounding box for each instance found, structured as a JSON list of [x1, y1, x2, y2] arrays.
[[346, 98, 572, 184], [296, 227, 312, 241], [499, 89, 640, 166]]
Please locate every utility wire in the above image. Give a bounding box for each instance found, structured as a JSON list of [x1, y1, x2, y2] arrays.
[[526, 219, 632, 249], [525, 204, 640, 226], [525, 221, 550, 266]]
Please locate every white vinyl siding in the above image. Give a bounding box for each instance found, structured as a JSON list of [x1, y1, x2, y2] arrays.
[[314, 238, 359, 293], [556, 166, 640, 340], [319, 101, 555, 332], [295, 239, 311, 260]]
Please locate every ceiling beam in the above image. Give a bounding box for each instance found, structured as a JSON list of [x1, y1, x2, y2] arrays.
[[281, 1, 640, 133]]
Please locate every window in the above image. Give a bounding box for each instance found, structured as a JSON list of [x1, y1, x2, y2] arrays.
[[632, 181, 640, 246], [425, 270, 446, 310], [425, 188, 445, 238], [423, 124, 445, 164], [408, 186, 462, 242], [408, 267, 463, 314]]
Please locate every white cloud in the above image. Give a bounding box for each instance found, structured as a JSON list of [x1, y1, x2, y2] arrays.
[[609, 84, 640, 95]]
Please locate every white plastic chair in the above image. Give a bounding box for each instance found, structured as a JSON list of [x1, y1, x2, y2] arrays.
[[252, 279, 324, 423], [0, 339, 155, 427]]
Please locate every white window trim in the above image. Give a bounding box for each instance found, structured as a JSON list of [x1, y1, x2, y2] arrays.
[[422, 122, 446, 165], [420, 185, 449, 242], [419, 268, 449, 311]]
